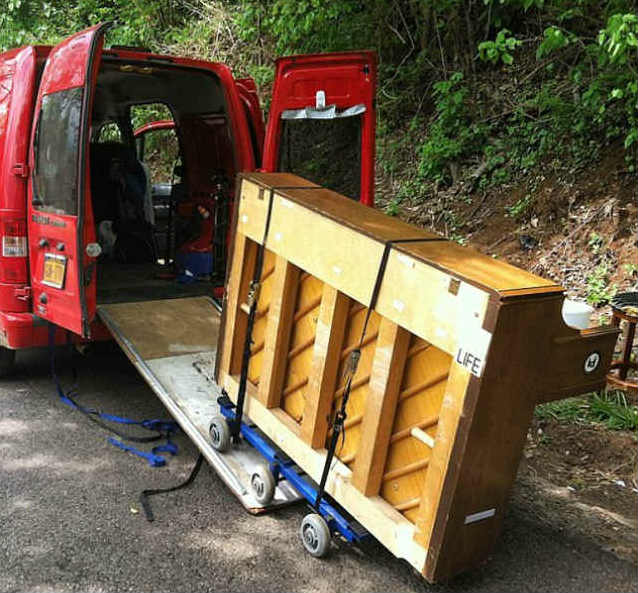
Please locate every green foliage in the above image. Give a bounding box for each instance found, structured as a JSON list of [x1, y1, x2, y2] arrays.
[[586, 264, 617, 306], [506, 195, 532, 218], [418, 72, 489, 183], [589, 391, 638, 431], [535, 397, 589, 423], [535, 391, 638, 431], [598, 13, 638, 63], [130, 103, 173, 130], [1, 0, 635, 198], [384, 198, 401, 217], [237, 0, 364, 54], [536, 26, 571, 59], [623, 262, 638, 277], [594, 12, 638, 160], [587, 232, 603, 254], [0, 0, 178, 51], [479, 29, 521, 64]]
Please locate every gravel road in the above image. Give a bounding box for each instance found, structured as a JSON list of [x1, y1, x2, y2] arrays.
[[1, 345, 635, 592]]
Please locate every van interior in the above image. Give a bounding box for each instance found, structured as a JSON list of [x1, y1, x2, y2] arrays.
[[89, 59, 237, 304]]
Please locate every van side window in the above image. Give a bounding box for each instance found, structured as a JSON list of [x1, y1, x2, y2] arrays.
[[136, 127, 180, 185], [131, 103, 179, 184], [33, 87, 83, 215]]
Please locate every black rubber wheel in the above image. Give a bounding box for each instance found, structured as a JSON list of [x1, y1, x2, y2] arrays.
[[0, 347, 16, 378]]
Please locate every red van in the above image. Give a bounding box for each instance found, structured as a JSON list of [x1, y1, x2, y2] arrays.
[[0, 23, 377, 373]]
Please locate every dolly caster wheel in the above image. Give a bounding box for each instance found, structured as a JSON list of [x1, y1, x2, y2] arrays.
[[250, 464, 276, 505], [209, 415, 230, 452], [299, 513, 331, 558]]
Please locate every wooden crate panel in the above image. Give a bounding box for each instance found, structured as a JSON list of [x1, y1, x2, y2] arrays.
[[242, 191, 495, 359], [381, 337, 451, 521], [332, 304, 381, 467], [247, 249, 276, 385], [216, 173, 620, 583], [281, 273, 324, 423]]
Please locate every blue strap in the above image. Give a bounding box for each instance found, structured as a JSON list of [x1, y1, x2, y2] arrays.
[[108, 437, 167, 467], [142, 419, 179, 433], [48, 322, 179, 465], [152, 441, 178, 457], [57, 379, 179, 438]]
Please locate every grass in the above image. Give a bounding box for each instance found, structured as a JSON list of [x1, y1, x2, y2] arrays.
[[535, 390, 638, 431]]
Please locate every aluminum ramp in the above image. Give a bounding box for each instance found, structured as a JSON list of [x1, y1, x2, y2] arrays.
[[97, 296, 301, 513]]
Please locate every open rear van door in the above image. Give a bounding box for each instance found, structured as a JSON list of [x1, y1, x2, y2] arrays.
[[27, 23, 109, 336], [235, 77, 265, 167], [262, 52, 376, 205]]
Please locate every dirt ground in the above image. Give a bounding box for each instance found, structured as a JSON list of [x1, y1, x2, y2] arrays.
[[395, 146, 637, 304], [521, 418, 637, 564]]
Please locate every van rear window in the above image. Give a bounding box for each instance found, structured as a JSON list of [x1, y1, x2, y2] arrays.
[[33, 87, 83, 216], [277, 116, 362, 201]]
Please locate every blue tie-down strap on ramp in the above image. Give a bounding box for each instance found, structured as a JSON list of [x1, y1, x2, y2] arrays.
[[108, 436, 178, 467], [48, 322, 179, 465]]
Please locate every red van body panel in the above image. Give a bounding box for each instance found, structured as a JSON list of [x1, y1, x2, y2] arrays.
[[0, 28, 377, 351], [27, 24, 108, 336], [235, 77, 265, 166], [0, 46, 50, 313]]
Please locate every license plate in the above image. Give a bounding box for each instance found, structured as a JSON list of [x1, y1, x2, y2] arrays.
[[42, 254, 67, 289]]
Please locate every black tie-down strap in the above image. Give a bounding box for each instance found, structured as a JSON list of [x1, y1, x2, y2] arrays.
[[139, 453, 204, 522], [231, 188, 276, 441], [313, 237, 445, 510], [231, 184, 323, 441]]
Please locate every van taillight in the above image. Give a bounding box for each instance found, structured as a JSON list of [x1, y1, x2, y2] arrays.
[[2, 219, 27, 258]]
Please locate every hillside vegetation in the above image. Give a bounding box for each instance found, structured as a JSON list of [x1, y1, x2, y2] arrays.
[[3, 2, 636, 176], [1, 0, 636, 300]]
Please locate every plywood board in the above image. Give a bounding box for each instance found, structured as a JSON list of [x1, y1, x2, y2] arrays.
[[99, 297, 219, 360]]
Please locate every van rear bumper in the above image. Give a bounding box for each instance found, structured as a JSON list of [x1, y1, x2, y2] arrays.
[[0, 312, 110, 349], [0, 312, 60, 349]]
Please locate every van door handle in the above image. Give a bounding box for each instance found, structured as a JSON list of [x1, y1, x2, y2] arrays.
[[11, 163, 29, 178]]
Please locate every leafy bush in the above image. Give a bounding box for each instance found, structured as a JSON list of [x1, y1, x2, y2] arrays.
[[479, 28, 521, 64], [586, 264, 617, 306], [418, 72, 489, 183], [1, 0, 635, 195]]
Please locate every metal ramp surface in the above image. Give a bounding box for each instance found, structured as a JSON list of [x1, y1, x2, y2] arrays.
[[97, 296, 301, 513]]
